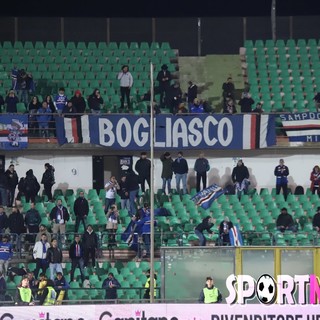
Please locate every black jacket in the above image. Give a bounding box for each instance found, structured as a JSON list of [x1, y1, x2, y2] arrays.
[[88, 93, 103, 111], [0, 171, 8, 189], [82, 230, 98, 249], [156, 70, 172, 88], [126, 171, 140, 191], [25, 209, 41, 227], [232, 164, 249, 183], [276, 213, 294, 228], [8, 211, 25, 235], [313, 212, 320, 229], [70, 96, 86, 114], [41, 166, 55, 186], [50, 206, 70, 223], [24, 170, 40, 196], [194, 158, 209, 174], [118, 180, 129, 199], [69, 241, 84, 259], [195, 217, 213, 234], [172, 157, 189, 175], [187, 84, 198, 104], [46, 246, 63, 264], [135, 158, 151, 178], [5, 170, 18, 189], [73, 197, 89, 218], [239, 97, 255, 113]]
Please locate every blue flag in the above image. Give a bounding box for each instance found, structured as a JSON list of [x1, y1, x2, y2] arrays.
[[229, 225, 243, 246], [121, 220, 139, 252], [191, 184, 226, 209]]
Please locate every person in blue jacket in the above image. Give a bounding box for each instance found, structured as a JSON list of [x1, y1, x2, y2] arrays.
[[37, 101, 52, 138], [54, 87, 68, 114], [190, 98, 204, 113], [0, 234, 13, 275]]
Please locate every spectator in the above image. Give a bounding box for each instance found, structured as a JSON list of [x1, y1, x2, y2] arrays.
[[274, 159, 289, 200], [177, 103, 188, 114], [194, 216, 214, 246], [132, 209, 157, 258], [126, 170, 140, 217], [194, 152, 210, 192], [54, 271, 69, 304], [0, 207, 8, 233], [117, 65, 133, 109], [252, 102, 264, 114], [16, 69, 30, 107], [106, 206, 119, 250], [5, 164, 18, 207], [156, 64, 172, 107], [190, 98, 204, 113], [312, 207, 320, 232], [223, 98, 237, 114], [8, 206, 25, 235], [69, 234, 85, 283], [16, 177, 25, 202], [0, 94, 4, 113], [25, 202, 41, 243], [74, 190, 89, 232], [38, 279, 56, 306], [219, 217, 233, 245], [186, 81, 198, 106], [313, 92, 320, 112], [83, 277, 91, 288], [102, 272, 121, 302], [45, 95, 56, 137], [23, 169, 40, 203], [35, 224, 51, 244], [37, 101, 52, 138], [135, 152, 151, 194], [310, 165, 320, 196], [118, 175, 130, 211], [14, 276, 35, 306], [88, 89, 103, 115], [222, 77, 235, 101], [5, 90, 19, 113], [70, 90, 86, 114], [50, 199, 69, 243], [0, 235, 13, 274], [0, 271, 6, 302], [41, 163, 55, 202], [0, 169, 7, 207], [83, 224, 98, 268], [33, 233, 50, 278], [46, 238, 63, 281], [54, 87, 68, 115], [26, 271, 37, 290], [172, 151, 189, 195], [167, 82, 182, 114], [104, 176, 119, 213], [28, 96, 41, 136], [11, 66, 19, 90], [198, 276, 222, 303], [143, 269, 157, 300], [160, 152, 173, 195], [62, 101, 77, 118], [276, 208, 296, 233], [232, 159, 250, 198], [238, 92, 255, 113]]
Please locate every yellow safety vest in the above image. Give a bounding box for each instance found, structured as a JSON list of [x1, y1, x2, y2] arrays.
[[43, 286, 57, 306], [203, 287, 219, 303], [18, 287, 32, 303], [145, 277, 157, 297]]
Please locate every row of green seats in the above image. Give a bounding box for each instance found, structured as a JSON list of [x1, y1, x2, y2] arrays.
[[244, 39, 320, 48]]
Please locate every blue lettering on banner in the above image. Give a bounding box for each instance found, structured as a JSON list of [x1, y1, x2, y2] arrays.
[[56, 114, 276, 150]]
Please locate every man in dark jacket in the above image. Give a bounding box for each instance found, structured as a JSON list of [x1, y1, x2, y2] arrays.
[[46, 238, 63, 280], [312, 207, 320, 232], [0, 207, 8, 233], [54, 271, 70, 303], [194, 152, 210, 192], [186, 81, 198, 106], [0, 169, 8, 207], [156, 64, 172, 107], [23, 169, 40, 203], [74, 191, 89, 232], [69, 234, 85, 283], [231, 160, 250, 198], [194, 216, 214, 246], [172, 151, 189, 195], [276, 208, 296, 233], [160, 152, 173, 195], [41, 163, 55, 202], [135, 152, 151, 193], [102, 272, 121, 302], [219, 217, 234, 245], [126, 170, 140, 217], [88, 89, 103, 114], [25, 202, 41, 235], [238, 92, 255, 113], [82, 225, 98, 268], [222, 77, 235, 101], [199, 276, 222, 303], [274, 159, 289, 200], [5, 164, 18, 207], [8, 206, 25, 235], [50, 199, 69, 243]]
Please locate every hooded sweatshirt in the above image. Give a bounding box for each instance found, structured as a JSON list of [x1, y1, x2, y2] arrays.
[[70, 90, 86, 113]]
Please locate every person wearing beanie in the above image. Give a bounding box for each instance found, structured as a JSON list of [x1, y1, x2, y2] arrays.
[[70, 90, 86, 114]]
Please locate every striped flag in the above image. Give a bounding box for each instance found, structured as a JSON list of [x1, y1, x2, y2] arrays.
[[242, 114, 275, 149], [229, 225, 243, 246], [56, 115, 90, 144], [191, 184, 226, 210], [280, 112, 320, 142]]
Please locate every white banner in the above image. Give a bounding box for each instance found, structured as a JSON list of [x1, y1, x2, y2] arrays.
[[1, 304, 320, 320]]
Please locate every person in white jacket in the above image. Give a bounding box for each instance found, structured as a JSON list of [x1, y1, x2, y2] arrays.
[[33, 233, 50, 279]]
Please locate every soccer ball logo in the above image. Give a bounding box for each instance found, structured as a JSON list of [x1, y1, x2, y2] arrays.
[[256, 274, 276, 304]]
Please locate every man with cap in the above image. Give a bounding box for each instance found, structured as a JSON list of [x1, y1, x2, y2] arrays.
[[199, 277, 222, 303], [156, 64, 172, 107]]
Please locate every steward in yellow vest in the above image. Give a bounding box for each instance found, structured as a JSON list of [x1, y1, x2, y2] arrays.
[[199, 277, 222, 303], [15, 276, 35, 306], [143, 269, 157, 299], [39, 279, 57, 306]]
